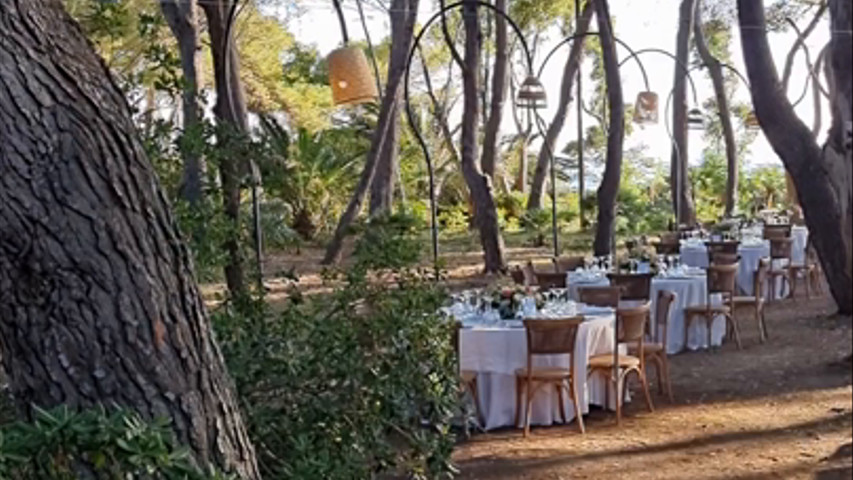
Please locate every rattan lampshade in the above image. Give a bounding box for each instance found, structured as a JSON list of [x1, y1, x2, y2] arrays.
[[327, 46, 379, 106], [632, 91, 659, 124], [516, 75, 548, 110], [745, 110, 760, 130], [687, 107, 704, 130]]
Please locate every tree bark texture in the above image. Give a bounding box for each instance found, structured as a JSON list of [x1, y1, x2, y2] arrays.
[[671, 0, 698, 226], [200, 0, 249, 296], [461, 2, 505, 272], [160, 0, 204, 205], [479, 0, 508, 179], [693, 0, 738, 217], [527, 0, 595, 211], [0, 1, 260, 477], [592, 0, 624, 256], [324, 0, 419, 263], [738, 0, 852, 315], [369, 0, 420, 216]]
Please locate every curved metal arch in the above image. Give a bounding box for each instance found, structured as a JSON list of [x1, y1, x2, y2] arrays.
[[536, 32, 652, 91], [617, 47, 699, 105], [403, 0, 537, 265]]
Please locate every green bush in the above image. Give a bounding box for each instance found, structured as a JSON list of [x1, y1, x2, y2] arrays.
[[0, 406, 227, 479], [213, 224, 458, 479]]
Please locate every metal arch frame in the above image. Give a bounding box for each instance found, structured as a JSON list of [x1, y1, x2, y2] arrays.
[[618, 48, 700, 105], [532, 32, 655, 258], [403, 0, 536, 266]]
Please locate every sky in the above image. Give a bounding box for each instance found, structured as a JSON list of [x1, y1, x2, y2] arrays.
[[278, 0, 830, 173]]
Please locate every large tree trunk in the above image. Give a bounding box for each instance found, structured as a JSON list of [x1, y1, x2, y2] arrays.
[[527, 0, 595, 211], [592, 0, 624, 256], [0, 1, 260, 477], [671, 0, 698, 226], [693, 0, 738, 217], [201, 0, 249, 296], [324, 0, 419, 263], [461, 2, 505, 272], [738, 0, 852, 315], [160, 0, 204, 205], [480, 0, 508, 178]]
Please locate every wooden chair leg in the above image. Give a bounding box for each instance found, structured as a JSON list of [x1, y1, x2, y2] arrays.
[[662, 357, 674, 403], [728, 313, 742, 350], [639, 369, 654, 412], [555, 383, 567, 424], [570, 379, 585, 434], [652, 356, 664, 395], [615, 372, 623, 426], [514, 377, 522, 428], [524, 387, 535, 437], [755, 304, 765, 343]]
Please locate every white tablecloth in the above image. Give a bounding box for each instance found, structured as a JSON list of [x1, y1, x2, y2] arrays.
[[680, 242, 771, 295], [650, 276, 725, 354], [460, 314, 618, 430], [791, 226, 808, 265]]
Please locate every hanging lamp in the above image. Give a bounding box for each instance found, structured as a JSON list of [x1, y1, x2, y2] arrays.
[[687, 107, 704, 130], [744, 110, 760, 130], [516, 75, 548, 110], [633, 91, 659, 125], [327, 0, 379, 106]]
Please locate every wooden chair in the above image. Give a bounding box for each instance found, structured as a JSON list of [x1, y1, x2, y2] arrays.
[[628, 290, 676, 402], [763, 224, 792, 239], [684, 263, 742, 350], [454, 322, 481, 426], [514, 317, 585, 437], [607, 272, 655, 301], [522, 261, 538, 286], [534, 271, 567, 290], [510, 266, 525, 285], [705, 240, 739, 265], [710, 252, 740, 265], [653, 241, 680, 256], [553, 255, 585, 273], [578, 286, 622, 308], [767, 237, 793, 301], [788, 239, 819, 299], [733, 258, 770, 343], [588, 302, 654, 425]]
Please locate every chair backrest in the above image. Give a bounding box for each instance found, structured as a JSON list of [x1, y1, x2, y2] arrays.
[[711, 252, 740, 265], [607, 272, 654, 301], [553, 255, 585, 273], [617, 301, 651, 344], [763, 224, 792, 239], [534, 271, 566, 290], [654, 290, 676, 345], [660, 232, 679, 243], [754, 258, 769, 300], [706, 240, 739, 256], [509, 266, 525, 285], [653, 241, 680, 255], [522, 261, 538, 286], [769, 237, 793, 260], [707, 263, 739, 298], [523, 317, 583, 358], [578, 286, 622, 308]]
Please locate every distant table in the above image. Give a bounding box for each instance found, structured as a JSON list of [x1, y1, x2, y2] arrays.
[[680, 241, 771, 296], [565, 271, 610, 302], [649, 276, 725, 354]]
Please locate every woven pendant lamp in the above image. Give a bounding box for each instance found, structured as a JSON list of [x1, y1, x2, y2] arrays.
[[687, 107, 704, 130], [516, 75, 548, 110], [744, 110, 760, 130], [328, 46, 379, 106], [632, 91, 659, 124]]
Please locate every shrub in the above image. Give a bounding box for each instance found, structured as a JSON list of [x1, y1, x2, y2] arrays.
[[213, 222, 458, 479], [0, 406, 227, 479]]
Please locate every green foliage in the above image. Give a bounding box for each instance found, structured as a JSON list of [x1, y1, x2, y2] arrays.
[[352, 214, 423, 270], [0, 406, 228, 479], [212, 228, 457, 479]]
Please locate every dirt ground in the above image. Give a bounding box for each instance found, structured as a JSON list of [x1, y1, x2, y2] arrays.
[[221, 241, 852, 480], [453, 295, 852, 480]]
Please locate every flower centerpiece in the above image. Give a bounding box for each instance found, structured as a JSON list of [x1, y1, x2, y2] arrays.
[[487, 279, 545, 319]]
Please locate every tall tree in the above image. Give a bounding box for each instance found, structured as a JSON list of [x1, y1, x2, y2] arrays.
[[738, 0, 852, 314], [0, 1, 259, 477], [671, 0, 698, 226], [480, 0, 508, 179], [460, 1, 506, 272], [159, 0, 205, 205], [324, 0, 420, 263], [592, 0, 623, 255], [527, 0, 595, 211], [694, 0, 738, 217], [200, 0, 250, 295]]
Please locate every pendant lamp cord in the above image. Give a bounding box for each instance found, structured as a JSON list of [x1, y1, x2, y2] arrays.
[[333, 0, 350, 44]]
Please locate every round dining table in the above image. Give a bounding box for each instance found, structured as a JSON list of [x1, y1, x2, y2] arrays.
[[679, 240, 772, 296], [649, 274, 725, 354], [458, 310, 620, 431]]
